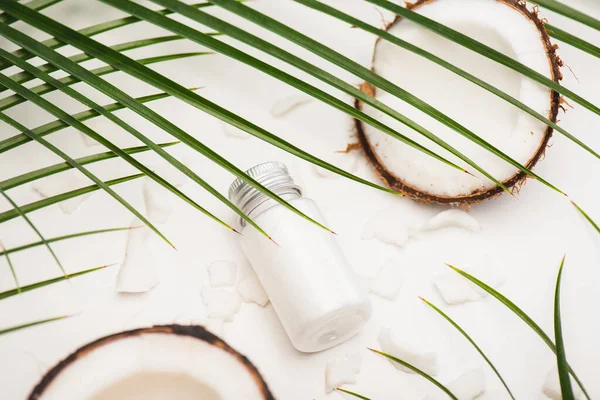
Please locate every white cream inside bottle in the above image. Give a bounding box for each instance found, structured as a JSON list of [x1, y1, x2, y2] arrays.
[[229, 162, 371, 352]]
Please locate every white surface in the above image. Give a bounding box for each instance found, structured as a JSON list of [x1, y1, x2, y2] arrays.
[[324, 352, 362, 392], [0, 0, 599, 399], [445, 368, 486, 400], [207, 260, 238, 287]]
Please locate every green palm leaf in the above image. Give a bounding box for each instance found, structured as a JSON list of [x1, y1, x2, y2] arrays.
[[0, 5, 402, 235], [554, 256, 575, 400], [336, 388, 371, 400], [0, 52, 208, 112], [571, 201, 600, 235], [206, 0, 564, 195], [0, 228, 130, 258], [0, 265, 111, 301], [0, 2, 216, 70], [0, 142, 178, 190], [142, 0, 503, 187], [546, 24, 600, 60], [369, 348, 458, 400], [294, 0, 599, 161], [0, 315, 69, 336], [367, 0, 600, 118], [447, 264, 590, 400], [0, 0, 59, 24], [4, 35, 217, 90], [0, 174, 144, 225], [0, 187, 66, 277], [420, 297, 515, 400], [533, 0, 600, 32], [0, 92, 173, 154], [0, 240, 19, 293], [0, 47, 237, 235]]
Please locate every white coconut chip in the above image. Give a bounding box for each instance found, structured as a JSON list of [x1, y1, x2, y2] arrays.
[[542, 365, 582, 400], [378, 327, 437, 376], [362, 216, 410, 248], [142, 178, 172, 223], [236, 273, 269, 307], [201, 287, 242, 322], [205, 316, 225, 337], [417, 210, 481, 233], [324, 353, 362, 392], [116, 223, 159, 293], [433, 261, 504, 305], [220, 121, 250, 140], [207, 260, 238, 287], [32, 171, 92, 214], [446, 368, 486, 400], [369, 258, 403, 301], [270, 93, 313, 118], [312, 152, 359, 179]]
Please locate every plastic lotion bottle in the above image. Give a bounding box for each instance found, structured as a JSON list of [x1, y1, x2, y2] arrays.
[[229, 162, 371, 352]]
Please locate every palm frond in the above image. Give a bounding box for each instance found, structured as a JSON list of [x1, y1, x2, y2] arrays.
[[336, 388, 371, 400], [137, 0, 503, 187], [420, 297, 516, 400], [369, 348, 458, 400], [0, 228, 130, 258], [3, 35, 217, 89], [0, 4, 402, 236], [0, 47, 237, 235], [0, 174, 144, 225], [206, 0, 564, 195], [366, 0, 600, 118], [0, 240, 19, 293], [0, 0, 59, 25], [533, 0, 600, 32], [0, 187, 66, 277], [0, 52, 208, 112], [0, 92, 173, 153], [0, 143, 178, 191], [546, 24, 600, 60], [0, 265, 111, 301], [0, 315, 69, 336], [554, 256, 575, 400], [447, 264, 590, 400], [571, 201, 600, 235], [293, 0, 599, 161]]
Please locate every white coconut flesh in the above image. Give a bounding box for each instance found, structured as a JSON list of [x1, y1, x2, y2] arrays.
[[359, 0, 557, 202], [32, 327, 271, 400]]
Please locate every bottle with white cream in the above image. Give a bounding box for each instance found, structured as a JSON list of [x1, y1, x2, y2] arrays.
[[229, 161, 371, 352]]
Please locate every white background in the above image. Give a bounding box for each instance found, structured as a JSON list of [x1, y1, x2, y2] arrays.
[[0, 0, 599, 399]]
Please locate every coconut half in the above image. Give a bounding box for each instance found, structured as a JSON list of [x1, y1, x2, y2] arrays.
[[356, 0, 561, 204], [29, 325, 275, 400]]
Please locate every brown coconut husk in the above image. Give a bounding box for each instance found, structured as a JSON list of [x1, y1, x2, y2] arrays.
[[28, 325, 275, 400], [355, 0, 562, 206]]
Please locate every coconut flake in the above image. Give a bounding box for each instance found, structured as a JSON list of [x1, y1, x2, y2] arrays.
[[312, 152, 359, 179], [324, 353, 362, 392], [116, 223, 159, 293], [446, 368, 486, 400], [362, 214, 411, 248], [369, 259, 403, 300], [205, 317, 225, 337], [271, 93, 313, 118], [433, 261, 504, 305], [201, 287, 242, 322], [220, 121, 250, 140], [236, 272, 269, 306], [32, 171, 92, 214], [207, 260, 238, 287], [542, 365, 583, 400], [417, 210, 481, 233], [378, 327, 437, 376], [142, 179, 172, 223]]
